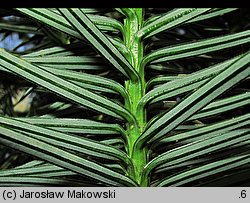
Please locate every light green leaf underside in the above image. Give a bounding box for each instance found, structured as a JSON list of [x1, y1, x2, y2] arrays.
[[15, 160, 126, 174], [14, 57, 128, 98], [100, 138, 125, 148], [37, 66, 128, 99], [146, 76, 181, 90]]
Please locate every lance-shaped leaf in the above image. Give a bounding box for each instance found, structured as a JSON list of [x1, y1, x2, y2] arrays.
[[0, 125, 137, 186], [0, 164, 75, 177], [14, 117, 126, 136], [86, 14, 124, 33], [0, 161, 126, 178], [137, 8, 211, 39], [58, 8, 139, 82], [16, 8, 131, 62], [0, 115, 130, 165], [16, 130, 121, 162], [150, 92, 250, 132], [154, 140, 250, 174], [144, 9, 238, 27], [48, 8, 113, 15], [15, 160, 45, 169], [147, 90, 250, 128], [187, 8, 238, 23], [22, 55, 107, 70], [135, 51, 250, 148], [138, 56, 239, 112], [142, 30, 250, 67], [155, 113, 250, 147], [0, 21, 43, 35], [197, 168, 250, 186], [22, 46, 109, 70], [49, 8, 124, 33], [19, 56, 129, 100], [146, 76, 181, 90], [22, 43, 86, 57], [100, 138, 125, 149], [144, 8, 238, 26], [36, 67, 129, 101], [189, 91, 250, 121], [17, 8, 122, 33], [156, 155, 250, 186], [140, 128, 250, 185], [0, 49, 135, 124]]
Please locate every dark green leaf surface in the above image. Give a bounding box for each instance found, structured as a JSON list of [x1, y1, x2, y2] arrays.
[[0, 124, 137, 186], [136, 52, 250, 148], [142, 30, 250, 66], [157, 155, 250, 186], [0, 116, 130, 164], [15, 117, 126, 136], [139, 56, 240, 111], [138, 9, 211, 39], [157, 113, 250, 145], [16, 8, 131, 61], [0, 7, 249, 187], [0, 49, 135, 124], [142, 129, 250, 182], [58, 8, 139, 82]]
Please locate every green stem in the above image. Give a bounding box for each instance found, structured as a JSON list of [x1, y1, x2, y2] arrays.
[[123, 8, 148, 186]]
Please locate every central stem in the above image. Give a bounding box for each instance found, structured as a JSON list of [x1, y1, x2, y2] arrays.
[[123, 8, 147, 186]]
